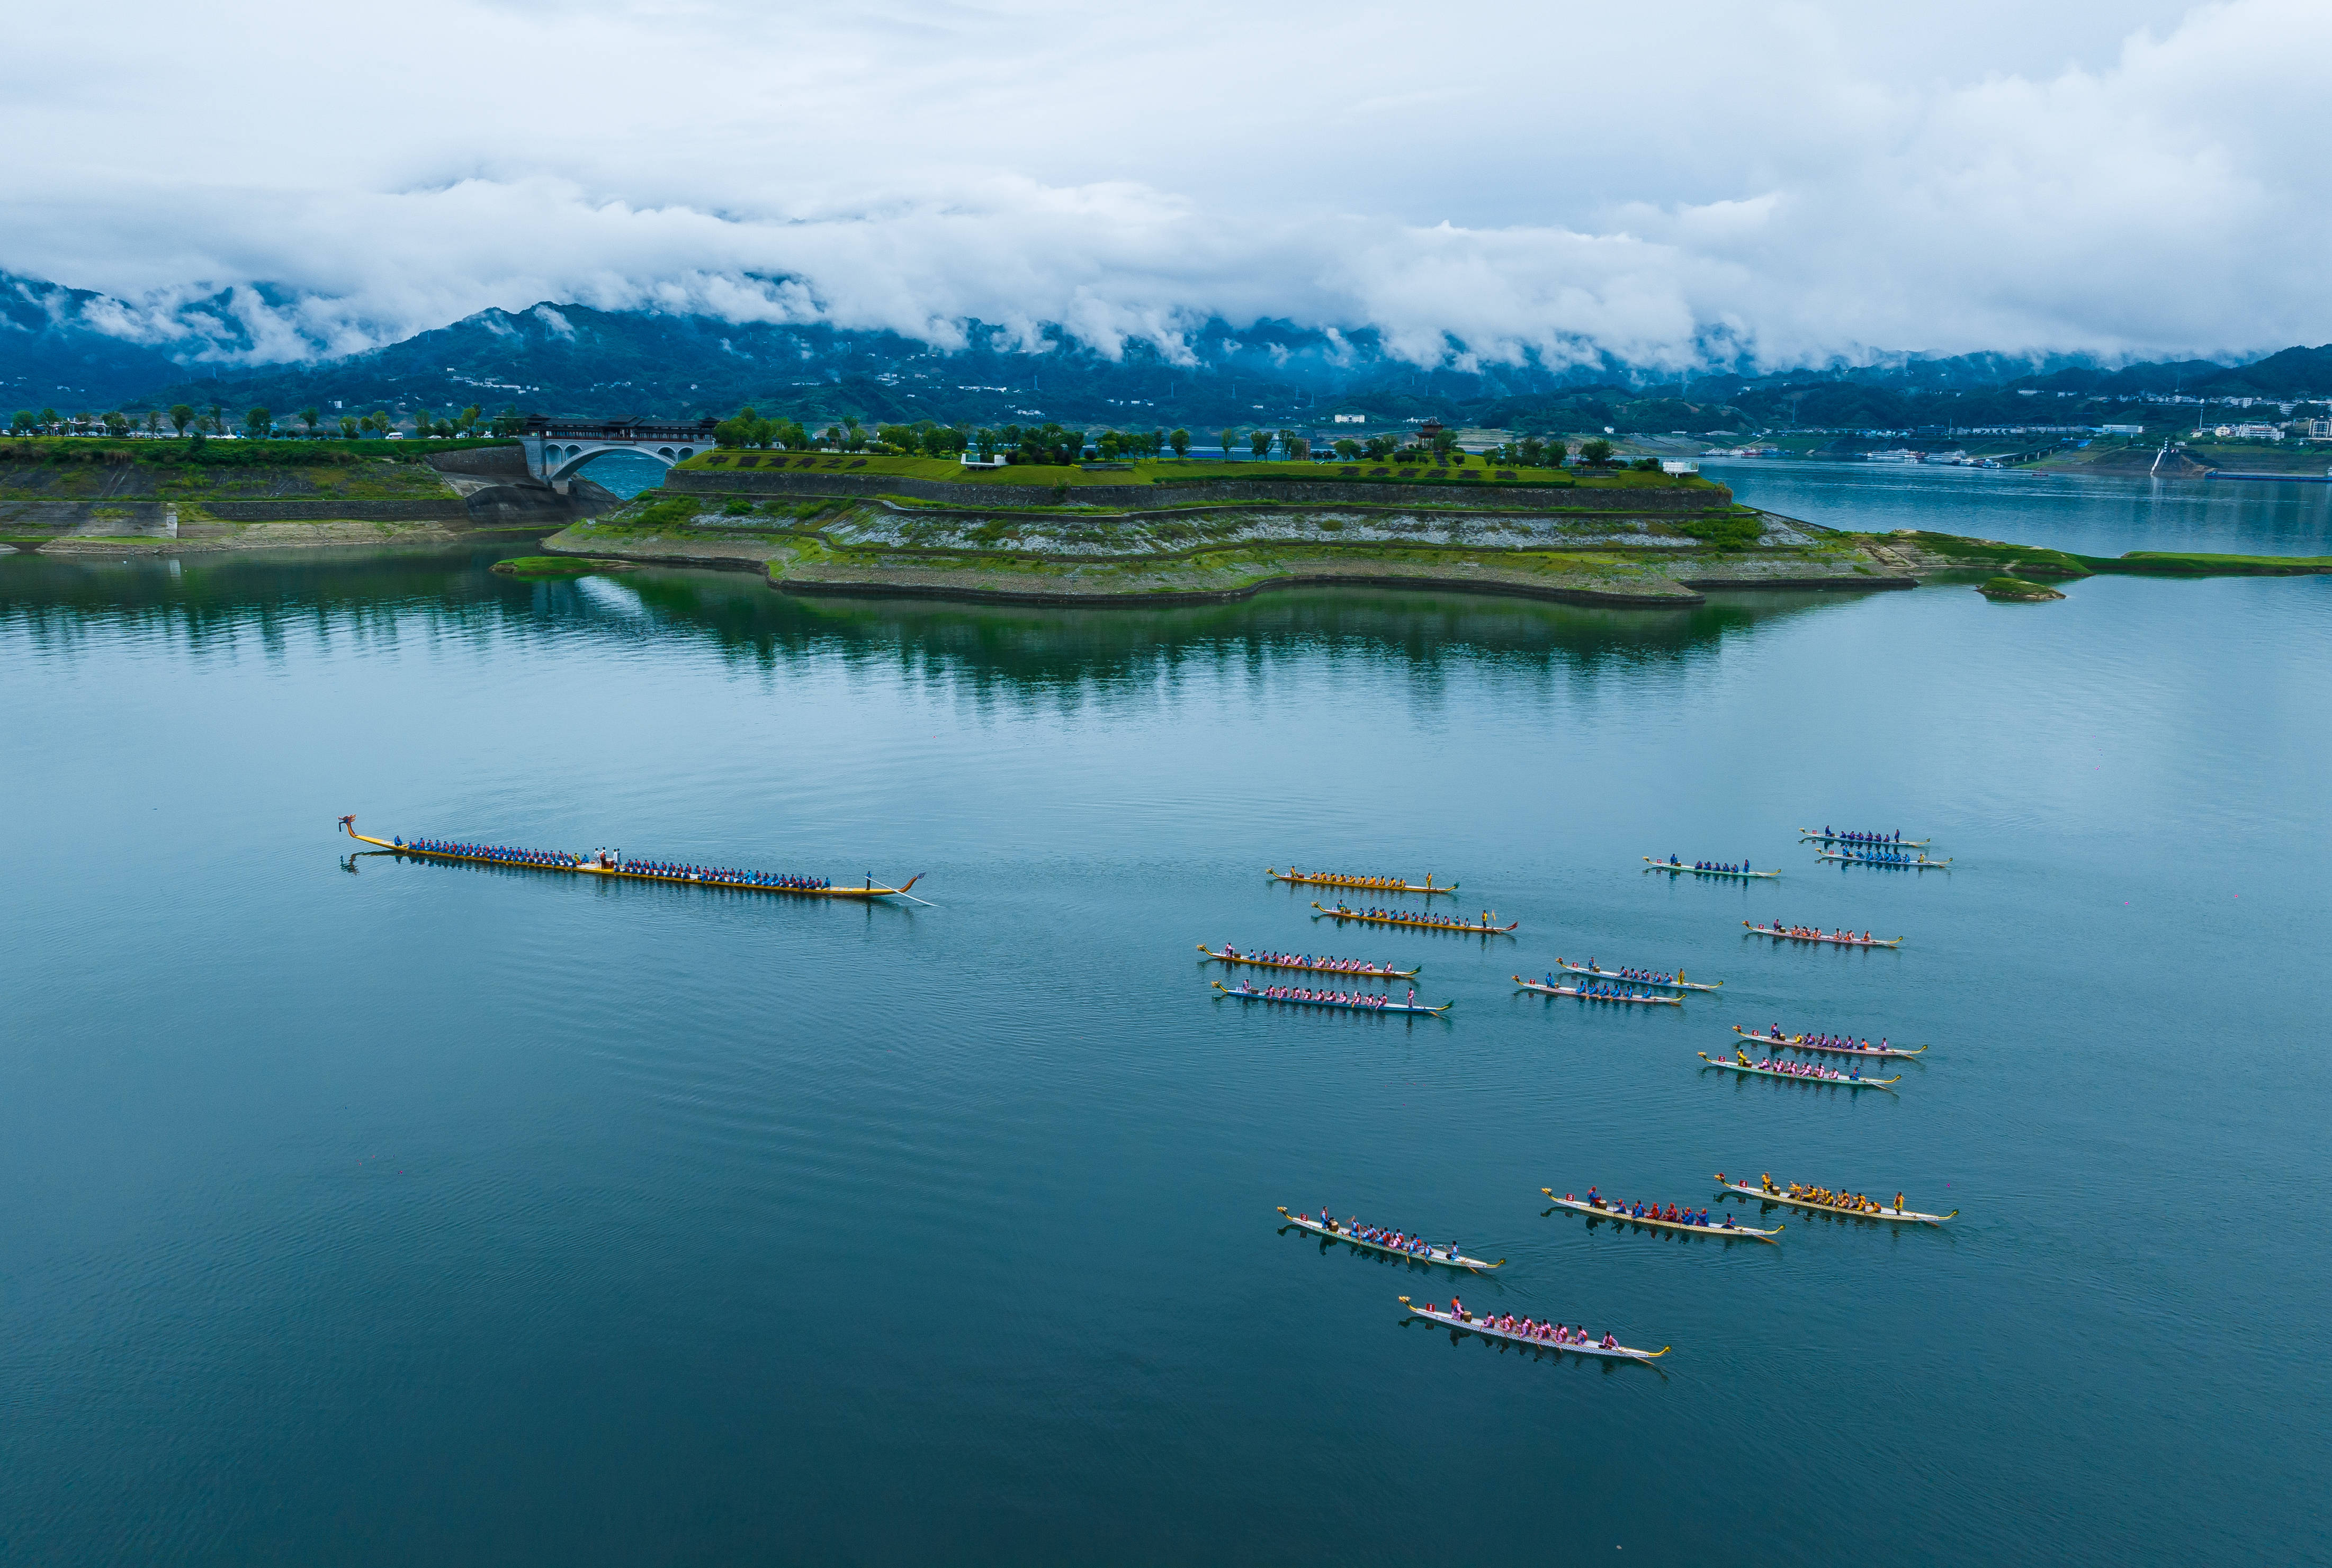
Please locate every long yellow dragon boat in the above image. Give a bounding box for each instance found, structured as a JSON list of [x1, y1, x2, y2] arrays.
[[1713, 1174, 1955, 1225], [338, 818, 923, 900], [1269, 867, 1456, 894]]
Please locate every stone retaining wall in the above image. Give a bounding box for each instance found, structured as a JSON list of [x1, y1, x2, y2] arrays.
[[0, 500, 171, 529], [202, 499, 471, 521]]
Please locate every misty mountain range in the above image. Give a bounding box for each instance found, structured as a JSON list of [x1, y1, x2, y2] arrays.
[[5, 269, 2328, 436]]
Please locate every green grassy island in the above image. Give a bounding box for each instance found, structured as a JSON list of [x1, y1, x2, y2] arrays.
[[1978, 575, 2067, 601], [540, 456, 2332, 608], [491, 554, 639, 579], [544, 454, 1919, 608]]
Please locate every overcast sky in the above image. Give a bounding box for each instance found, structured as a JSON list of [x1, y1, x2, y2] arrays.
[[3, 0, 2324, 368]]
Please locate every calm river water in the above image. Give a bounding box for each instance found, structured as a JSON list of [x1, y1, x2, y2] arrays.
[[3, 463, 2328, 1565]]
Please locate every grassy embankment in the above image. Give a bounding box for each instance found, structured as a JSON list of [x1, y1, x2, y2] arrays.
[[0, 436, 514, 548]]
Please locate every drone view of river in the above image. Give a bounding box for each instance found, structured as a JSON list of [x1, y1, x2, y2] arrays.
[[3, 463, 2327, 1565]]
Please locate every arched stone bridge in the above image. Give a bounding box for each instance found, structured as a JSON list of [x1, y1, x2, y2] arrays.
[[518, 416, 719, 483]]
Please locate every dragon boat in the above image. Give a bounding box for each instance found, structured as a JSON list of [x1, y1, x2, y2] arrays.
[[1557, 960, 1721, 992], [1540, 1189, 1780, 1242], [1213, 981, 1450, 1016], [1712, 1175, 1955, 1225], [1268, 868, 1455, 895], [1276, 1210, 1500, 1270], [1196, 944, 1418, 979], [1699, 1051, 1898, 1089], [1398, 1298, 1668, 1363], [1729, 1025, 1924, 1060], [1513, 978, 1681, 1006], [1311, 902, 1517, 934], [338, 819, 923, 900], [1645, 859, 1781, 879], [1817, 850, 1954, 868], [1743, 921, 1902, 948], [1800, 830, 1931, 848]]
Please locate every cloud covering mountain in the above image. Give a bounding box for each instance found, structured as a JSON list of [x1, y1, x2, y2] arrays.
[[2, 0, 2326, 373]]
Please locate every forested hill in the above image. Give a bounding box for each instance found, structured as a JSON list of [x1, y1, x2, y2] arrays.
[[6, 268, 2330, 434]]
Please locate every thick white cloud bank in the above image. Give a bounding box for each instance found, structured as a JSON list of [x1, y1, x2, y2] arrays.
[[2, 0, 2325, 369]]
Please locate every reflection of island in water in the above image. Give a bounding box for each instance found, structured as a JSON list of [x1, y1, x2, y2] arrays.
[[0, 544, 1866, 695]]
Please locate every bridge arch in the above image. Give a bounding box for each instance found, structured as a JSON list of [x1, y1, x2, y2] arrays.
[[540, 441, 698, 483], [518, 417, 719, 482]]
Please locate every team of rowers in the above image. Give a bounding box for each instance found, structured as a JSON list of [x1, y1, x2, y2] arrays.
[[399, 837, 579, 868], [1286, 870, 1428, 889], [1742, 1173, 1909, 1215], [1425, 1299, 1622, 1349], [391, 837, 833, 889], [1562, 958, 1684, 986], [1735, 1047, 1866, 1081], [1573, 1189, 1742, 1228], [1310, 1211, 1455, 1258], [1828, 849, 1938, 866], [622, 859, 831, 889], [1538, 975, 1664, 1003], [1817, 827, 1907, 844], [1753, 1024, 1893, 1053], [1751, 921, 1887, 944], [1236, 983, 1413, 1008], [1331, 906, 1495, 929], [1660, 855, 1755, 873], [1221, 946, 1395, 975]]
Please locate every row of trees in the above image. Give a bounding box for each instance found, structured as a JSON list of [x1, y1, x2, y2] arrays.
[[8, 402, 522, 441], [713, 410, 1195, 465], [703, 409, 1648, 470]]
